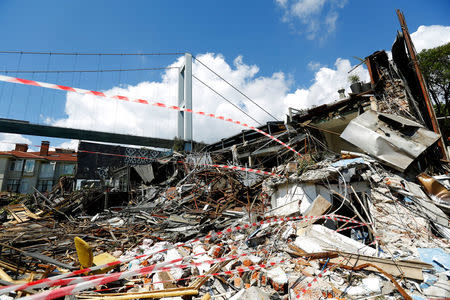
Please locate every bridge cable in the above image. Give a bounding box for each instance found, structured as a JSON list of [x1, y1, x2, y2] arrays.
[[113, 55, 123, 133], [0, 51, 184, 56], [0, 67, 179, 73], [49, 71, 58, 121], [6, 52, 22, 118], [193, 56, 280, 122], [192, 74, 262, 126], [23, 72, 35, 120], [0, 79, 5, 117], [38, 54, 52, 124]]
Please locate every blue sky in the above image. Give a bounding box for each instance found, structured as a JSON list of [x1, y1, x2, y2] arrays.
[[0, 0, 449, 150]]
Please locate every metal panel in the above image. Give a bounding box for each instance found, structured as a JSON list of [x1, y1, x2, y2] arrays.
[[340, 110, 440, 171]]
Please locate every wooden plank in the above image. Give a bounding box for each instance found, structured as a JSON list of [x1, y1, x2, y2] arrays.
[[330, 251, 433, 280], [297, 194, 331, 235], [0, 266, 13, 282]]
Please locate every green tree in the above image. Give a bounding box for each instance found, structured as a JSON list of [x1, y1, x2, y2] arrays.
[[417, 42, 450, 117], [172, 136, 184, 152]]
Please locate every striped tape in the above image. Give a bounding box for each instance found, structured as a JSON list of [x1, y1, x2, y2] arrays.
[[1, 214, 368, 295], [0, 74, 302, 157], [293, 258, 345, 298], [11, 250, 261, 292], [336, 223, 366, 232], [17, 254, 194, 300], [18, 256, 293, 300], [77, 150, 282, 177]]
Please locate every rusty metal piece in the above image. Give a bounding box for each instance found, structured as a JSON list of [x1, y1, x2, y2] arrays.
[[396, 9, 448, 160]]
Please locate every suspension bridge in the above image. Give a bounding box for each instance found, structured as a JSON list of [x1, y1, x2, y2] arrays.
[[0, 51, 279, 152]]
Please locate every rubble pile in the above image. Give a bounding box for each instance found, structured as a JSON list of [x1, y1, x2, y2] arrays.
[[1, 24, 449, 300]]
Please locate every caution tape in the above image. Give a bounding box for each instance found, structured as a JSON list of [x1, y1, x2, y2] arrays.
[[77, 149, 282, 177], [0, 74, 302, 157], [16, 254, 193, 300], [0, 141, 282, 177], [336, 223, 366, 232], [2, 214, 368, 295], [10, 250, 262, 292], [17, 255, 290, 300], [293, 257, 347, 299]]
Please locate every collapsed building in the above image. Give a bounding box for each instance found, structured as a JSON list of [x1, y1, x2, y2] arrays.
[[0, 11, 449, 300]]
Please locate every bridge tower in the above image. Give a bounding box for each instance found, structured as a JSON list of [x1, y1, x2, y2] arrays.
[[177, 53, 193, 152]]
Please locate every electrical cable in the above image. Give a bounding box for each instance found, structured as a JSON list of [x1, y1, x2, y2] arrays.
[[192, 74, 262, 126], [193, 56, 280, 121]]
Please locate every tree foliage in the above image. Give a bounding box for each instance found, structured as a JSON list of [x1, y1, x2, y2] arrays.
[[417, 42, 450, 117]]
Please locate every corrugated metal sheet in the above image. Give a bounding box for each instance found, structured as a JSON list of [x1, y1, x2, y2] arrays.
[[340, 110, 440, 171]]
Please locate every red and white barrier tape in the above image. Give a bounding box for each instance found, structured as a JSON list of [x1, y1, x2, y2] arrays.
[[1, 214, 368, 295], [0, 74, 302, 157], [336, 223, 366, 232], [17, 254, 194, 300], [18, 256, 293, 300], [206, 163, 280, 177], [11, 250, 262, 292], [77, 149, 282, 177], [0, 141, 281, 177], [293, 257, 348, 298]]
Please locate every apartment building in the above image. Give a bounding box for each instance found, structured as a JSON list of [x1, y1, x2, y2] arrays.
[[0, 141, 77, 194]]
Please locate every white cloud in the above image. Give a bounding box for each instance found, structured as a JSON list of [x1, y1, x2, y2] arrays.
[[2, 24, 448, 148], [284, 58, 369, 109], [276, 0, 348, 40], [0, 133, 32, 151], [55, 140, 79, 151], [49, 53, 368, 145], [275, 0, 289, 7], [307, 61, 323, 71], [411, 25, 450, 52], [50, 53, 292, 144]]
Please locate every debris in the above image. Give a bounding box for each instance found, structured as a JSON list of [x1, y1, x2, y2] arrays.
[[0, 14, 449, 300], [340, 110, 440, 171], [417, 172, 450, 213]]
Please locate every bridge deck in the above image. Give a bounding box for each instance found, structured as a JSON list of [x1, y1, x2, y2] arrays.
[[0, 119, 174, 149]]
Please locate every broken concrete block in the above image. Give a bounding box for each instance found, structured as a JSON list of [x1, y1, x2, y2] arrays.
[[293, 237, 323, 253], [267, 266, 288, 292], [237, 286, 270, 300]]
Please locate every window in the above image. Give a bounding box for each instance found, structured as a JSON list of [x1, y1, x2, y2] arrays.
[[62, 164, 75, 175], [9, 159, 23, 171], [6, 179, 20, 193], [24, 160, 35, 173], [19, 180, 29, 194], [37, 180, 53, 192], [40, 162, 55, 178]]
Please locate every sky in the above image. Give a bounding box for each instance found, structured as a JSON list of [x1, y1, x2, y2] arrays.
[[0, 0, 449, 151]]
